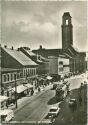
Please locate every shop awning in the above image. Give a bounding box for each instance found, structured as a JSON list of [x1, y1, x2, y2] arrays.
[[12, 85, 27, 94], [23, 84, 33, 89], [0, 96, 8, 103], [46, 76, 52, 80], [0, 109, 13, 116]]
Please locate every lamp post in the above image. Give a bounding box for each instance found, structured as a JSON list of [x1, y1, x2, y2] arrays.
[[14, 74, 18, 108], [74, 59, 75, 74]]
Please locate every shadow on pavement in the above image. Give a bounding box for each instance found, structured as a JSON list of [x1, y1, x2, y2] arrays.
[[47, 96, 62, 105]]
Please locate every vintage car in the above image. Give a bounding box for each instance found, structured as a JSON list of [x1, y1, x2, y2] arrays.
[[69, 99, 77, 107], [48, 106, 60, 117]]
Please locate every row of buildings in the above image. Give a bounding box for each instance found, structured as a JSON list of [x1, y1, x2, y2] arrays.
[[0, 12, 87, 105]]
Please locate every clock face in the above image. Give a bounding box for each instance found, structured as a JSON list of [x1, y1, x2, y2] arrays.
[[66, 20, 68, 25]]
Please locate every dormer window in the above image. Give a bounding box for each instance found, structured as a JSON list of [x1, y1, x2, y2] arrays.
[[66, 19, 68, 25]]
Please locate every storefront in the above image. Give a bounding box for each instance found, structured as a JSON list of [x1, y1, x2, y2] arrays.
[[10, 83, 33, 99], [0, 96, 9, 109]]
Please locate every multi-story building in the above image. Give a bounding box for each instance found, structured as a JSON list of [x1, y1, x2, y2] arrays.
[[48, 56, 69, 77], [18, 46, 49, 75], [1, 46, 38, 101], [33, 47, 70, 77]]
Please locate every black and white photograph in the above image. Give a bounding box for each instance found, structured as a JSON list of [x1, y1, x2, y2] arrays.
[[0, 0, 88, 125]]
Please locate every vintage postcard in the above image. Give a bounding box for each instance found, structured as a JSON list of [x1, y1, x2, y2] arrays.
[[0, 0, 88, 125]]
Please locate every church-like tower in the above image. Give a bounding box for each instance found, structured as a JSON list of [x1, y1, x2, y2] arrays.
[[62, 12, 73, 49]]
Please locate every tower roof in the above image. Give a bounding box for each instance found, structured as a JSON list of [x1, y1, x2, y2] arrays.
[[63, 12, 71, 17]]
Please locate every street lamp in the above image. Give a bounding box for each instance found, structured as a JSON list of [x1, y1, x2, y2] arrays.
[[14, 74, 17, 108], [74, 59, 75, 74]]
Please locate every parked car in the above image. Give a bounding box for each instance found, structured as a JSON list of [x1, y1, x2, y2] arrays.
[[0, 109, 14, 122], [53, 82, 60, 90], [48, 107, 60, 117], [69, 99, 77, 107]]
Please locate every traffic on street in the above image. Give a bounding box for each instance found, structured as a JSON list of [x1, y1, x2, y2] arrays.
[[1, 72, 87, 125]]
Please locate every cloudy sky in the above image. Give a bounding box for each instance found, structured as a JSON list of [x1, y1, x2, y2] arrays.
[[1, 1, 87, 51]]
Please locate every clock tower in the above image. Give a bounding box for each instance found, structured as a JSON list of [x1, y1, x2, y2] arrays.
[[62, 12, 73, 49]]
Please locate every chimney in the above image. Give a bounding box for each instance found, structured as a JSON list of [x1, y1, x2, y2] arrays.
[[11, 46, 14, 50], [4, 45, 7, 48], [23, 47, 30, 50], [39, 45, 42, 50], [17, 48, 20, 51]]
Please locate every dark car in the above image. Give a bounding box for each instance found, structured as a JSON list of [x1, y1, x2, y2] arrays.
[[51, 74, 61, 82], [69, 99, 77, 107], [53, 84, 57, 90]]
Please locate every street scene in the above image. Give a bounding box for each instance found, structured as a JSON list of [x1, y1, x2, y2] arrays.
[[10, 74, 88, 124], [0, 1, 88, 125]]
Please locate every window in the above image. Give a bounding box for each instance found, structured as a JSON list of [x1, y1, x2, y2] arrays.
[[14, 74, 16, 80], [34, 69, 36, 75], [7, 74, 9, 81], [33, 68, 35, 75], [20, 72, 23, 78], [59, 61, 63, 65], [30, 69, 31, 75], [66, 20, 68, 25], [24, 70, 26, 76], [17, 73, 19, 79], [30, 68, 33, 75], [26, 69, 27, 75], [11, 74, 13, 81], [31, 69, 33, 75], [3, 75, 7, 82], [28, 69, 30, 75], [59, 67, 63, 72]]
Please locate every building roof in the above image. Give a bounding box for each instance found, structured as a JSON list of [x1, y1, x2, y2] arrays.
[[32, 48, 64, 58], [2, 47, 38, 66], [19, 47, 48, 64], [25, 50, 36, 56]]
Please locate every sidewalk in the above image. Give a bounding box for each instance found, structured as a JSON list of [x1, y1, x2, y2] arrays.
[[8, 84, 53, 113], [54, 84, 87, 125]]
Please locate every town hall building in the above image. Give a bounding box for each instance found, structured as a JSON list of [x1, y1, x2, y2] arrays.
[[33, 12, 86, 75]]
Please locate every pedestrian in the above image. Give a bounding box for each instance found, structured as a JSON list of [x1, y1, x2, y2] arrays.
[[50, 115, 55, 124], [31, 89, 34, 95], [6, 100, 8, 108], [79, 96, 82, 106], [67, 89, 70, 95], [38, 87, 40, 92]]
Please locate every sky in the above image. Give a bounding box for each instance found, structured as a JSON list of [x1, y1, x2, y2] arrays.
[[1, 1, 87, 51]]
